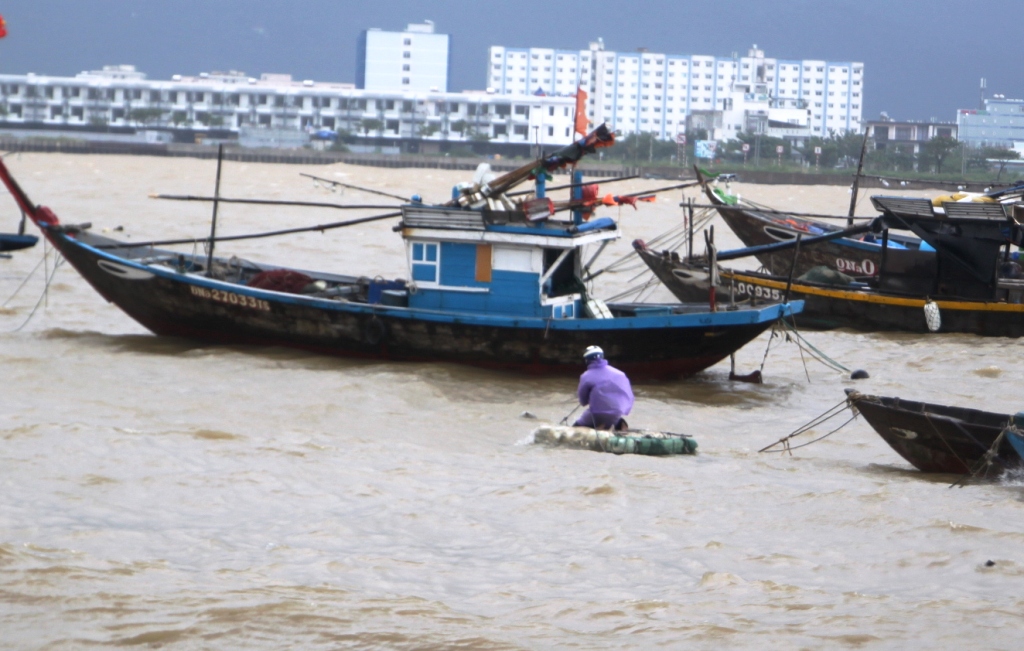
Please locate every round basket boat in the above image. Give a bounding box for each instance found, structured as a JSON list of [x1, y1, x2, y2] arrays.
[[532, 425, 698, 456]]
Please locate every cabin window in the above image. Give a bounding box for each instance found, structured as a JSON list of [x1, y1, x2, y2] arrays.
[[411, 242, 438, 283]]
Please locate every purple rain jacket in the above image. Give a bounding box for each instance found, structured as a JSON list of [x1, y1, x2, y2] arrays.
[[577, 359, 635, 417]]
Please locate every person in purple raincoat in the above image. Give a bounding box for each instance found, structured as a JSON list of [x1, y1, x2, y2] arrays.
[[573, 346, 634, 431]]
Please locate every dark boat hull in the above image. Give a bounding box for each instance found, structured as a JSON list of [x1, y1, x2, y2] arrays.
[[720, 270, 1024, 336], [703, 181, 929, 279], [48, 228, 796, 379], [0, 232, 38, 252], [849, 392, 1018, 475]]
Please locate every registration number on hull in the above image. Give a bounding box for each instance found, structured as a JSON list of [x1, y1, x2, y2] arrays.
[[734, 283, 783, 301], [190, 285, 271, 311], [836, 258, 877, 276]]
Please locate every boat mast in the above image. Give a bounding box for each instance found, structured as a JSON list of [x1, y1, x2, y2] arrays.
[[847, 128, 870, 226], [205, 144, 225, 276]]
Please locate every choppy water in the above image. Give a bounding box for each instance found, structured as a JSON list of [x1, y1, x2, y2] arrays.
[[1, 154, 1023, 649]]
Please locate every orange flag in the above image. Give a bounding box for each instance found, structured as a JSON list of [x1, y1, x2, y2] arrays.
[[574, 87, 589, 137], [0, 15, 7, 39]]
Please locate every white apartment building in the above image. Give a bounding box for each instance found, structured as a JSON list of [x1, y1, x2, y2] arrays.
[[487, 42, 864, 141], [357, 21, 450, 93], [0, 66, 578, 149]]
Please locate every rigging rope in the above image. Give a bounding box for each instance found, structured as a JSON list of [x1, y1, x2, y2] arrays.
[[2, 249, 46, 307], [759, 397, 855, 454], [6, 242, 64, 333]]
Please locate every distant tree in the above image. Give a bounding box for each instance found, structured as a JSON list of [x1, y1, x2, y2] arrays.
[[963, 145, 1015, 173], [834, 130, 868, 167], [919, 135, 960, 174], [866, 144, 916, 173], [450, 119, 468, 134], [127, 107, 166, 125], [418, 122, 440, 138], [360, 118, 383, 137], [606, 132, 677, 163]]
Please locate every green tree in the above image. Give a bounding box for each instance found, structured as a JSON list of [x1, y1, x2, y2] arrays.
[[127, 107, 166, 125], [360, 118, 383, 137], [919, 135, 960, 174], [866, 144, 916, 173], [605, 132, 678, 163]]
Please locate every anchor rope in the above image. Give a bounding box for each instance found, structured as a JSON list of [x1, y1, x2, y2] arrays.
[[778, 318, 850, 374], [6, 242, 64, 332], [759, 397, 854, 453], [1, 249, 47, 307]]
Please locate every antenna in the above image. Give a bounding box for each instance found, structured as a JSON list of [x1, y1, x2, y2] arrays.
[[980, 77, 987, 108]]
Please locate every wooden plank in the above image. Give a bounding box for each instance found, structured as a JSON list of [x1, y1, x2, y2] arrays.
[[476, 244, 493, 282]]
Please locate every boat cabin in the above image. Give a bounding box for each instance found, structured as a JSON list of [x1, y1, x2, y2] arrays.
[[398, 205, 619, 318]]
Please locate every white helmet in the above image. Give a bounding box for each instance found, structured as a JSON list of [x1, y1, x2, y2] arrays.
[[583, 345, 604, 361]]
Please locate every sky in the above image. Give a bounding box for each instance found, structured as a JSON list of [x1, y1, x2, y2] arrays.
[[0, 0, 1020, 123]]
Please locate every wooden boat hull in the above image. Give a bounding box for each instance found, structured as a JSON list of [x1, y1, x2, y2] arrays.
[[0, 232, 37, 252], [46, 228, 799, 379], [848, 392, 1019, 475], [720, 270, 1024, 336], [701, 178, 928, 279]]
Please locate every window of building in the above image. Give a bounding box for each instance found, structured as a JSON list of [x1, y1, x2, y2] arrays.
[[403, 52, 411, 59]]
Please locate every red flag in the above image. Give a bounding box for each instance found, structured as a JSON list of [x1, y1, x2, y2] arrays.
[[574, 88, 589, 137], [0, 15, 7, 39]]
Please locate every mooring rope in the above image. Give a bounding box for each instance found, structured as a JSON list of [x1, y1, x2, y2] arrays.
[[1, 249, 47, 307], [759, 397, 855, 454], [6, 243, 64, 332], [778, 319, 850, 374]]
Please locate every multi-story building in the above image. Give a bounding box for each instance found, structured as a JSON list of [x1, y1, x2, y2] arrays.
[[487, 42, 864, 142], [357, 21, 450, 93], [0, 65, 577, 151], [957, 96, 1024, 150], [866, 114, 957, 155]]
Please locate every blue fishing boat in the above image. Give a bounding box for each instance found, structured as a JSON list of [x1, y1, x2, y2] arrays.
[[0, 126, 800, 378]]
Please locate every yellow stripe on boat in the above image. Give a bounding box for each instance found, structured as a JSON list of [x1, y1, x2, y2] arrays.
[[723, 271, 1024, 313]]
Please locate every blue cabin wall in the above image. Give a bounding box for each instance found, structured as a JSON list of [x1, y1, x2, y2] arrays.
[[408, 241, 546, 316], [439, 242, 488, 288]]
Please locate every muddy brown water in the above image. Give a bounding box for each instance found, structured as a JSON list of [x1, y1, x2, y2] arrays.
[[1, 154, 1021, 649]]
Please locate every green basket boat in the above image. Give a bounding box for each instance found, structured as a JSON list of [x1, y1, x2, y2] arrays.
[[532, 426, 698, 456]]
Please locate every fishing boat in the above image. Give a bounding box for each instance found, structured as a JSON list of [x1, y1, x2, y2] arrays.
[[641, 190, 1024, 336], [0, 126, 801, 379], [1, 210, 37, 253], [0, 232, 37, 252], [847, 391, 1022, 476], [698, 170, 929, 278], [532, 425, 698, 455]]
